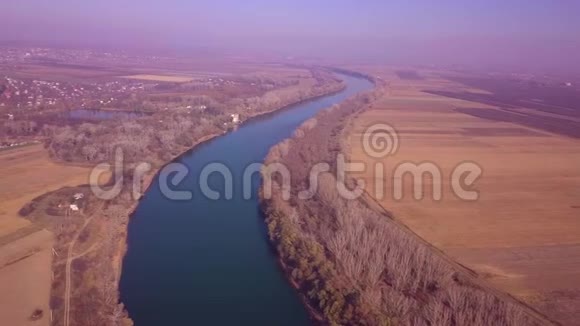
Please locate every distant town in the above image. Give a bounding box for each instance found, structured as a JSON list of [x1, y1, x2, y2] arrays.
[[0, 46, 294, 116]]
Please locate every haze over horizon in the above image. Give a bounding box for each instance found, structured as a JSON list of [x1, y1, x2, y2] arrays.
[[2, 0, 580, 73]]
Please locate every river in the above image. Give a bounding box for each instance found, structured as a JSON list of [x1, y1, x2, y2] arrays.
[[119, 73, 374, 325]]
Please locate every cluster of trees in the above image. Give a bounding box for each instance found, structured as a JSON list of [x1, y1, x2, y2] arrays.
[[264, 207, 381, 325], [36, 69, 344, 166], [229, 73, 344, 117], [43, 112, 219, 164], [2, 120, 38, 136], [234, 75, 300, 90], [261, 85, 541, 325]]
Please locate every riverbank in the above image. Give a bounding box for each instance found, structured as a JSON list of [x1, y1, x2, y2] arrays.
[[260, 75, 552, 324], [260, 85, 388, 325]]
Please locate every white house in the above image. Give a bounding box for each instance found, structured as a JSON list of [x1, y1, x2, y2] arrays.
[[69, 204, 79, 211]]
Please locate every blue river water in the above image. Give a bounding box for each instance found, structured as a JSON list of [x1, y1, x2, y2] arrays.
[[119, 74, 373, 325]]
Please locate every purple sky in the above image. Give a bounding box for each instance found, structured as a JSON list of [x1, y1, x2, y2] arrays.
[[2, 0, 579, 72]]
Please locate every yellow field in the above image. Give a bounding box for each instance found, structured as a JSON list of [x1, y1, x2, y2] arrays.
[[5, 64, 120, 81], [0, 230, 53, 326], [0, 145, 101, 237], [0, 145, 106, 325], [120, 74, 195, 82], [345, 69, 580, 324]]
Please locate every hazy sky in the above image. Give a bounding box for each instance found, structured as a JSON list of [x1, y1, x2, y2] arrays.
[[2, 0, 579, 71]]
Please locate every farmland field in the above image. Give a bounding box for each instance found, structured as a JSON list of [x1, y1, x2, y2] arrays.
[[344, 67, 580, 325], [0, 63, 128, 82], [0, 229, 53, 326], [120, 74, 196, 82], [0, 144, 103, 237], [0, 144, 107, 325]]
